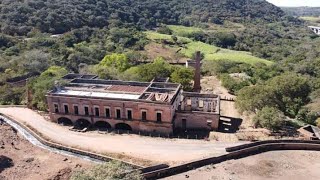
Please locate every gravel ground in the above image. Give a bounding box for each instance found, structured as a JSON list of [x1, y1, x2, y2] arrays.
[[0, 108, 245, 166], [0, 121, 92, 180], [164, 150, 320, 180]]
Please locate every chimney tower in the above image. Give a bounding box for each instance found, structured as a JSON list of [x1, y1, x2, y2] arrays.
[[193, 51, 201, 93]]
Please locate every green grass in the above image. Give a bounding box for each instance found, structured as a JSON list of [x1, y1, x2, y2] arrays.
[[300, 16, 320, 26], [144, 31, 273, 65], [167, 25, 203, 36], [145, 31, 192, 43], [300, 16, 320, 23]]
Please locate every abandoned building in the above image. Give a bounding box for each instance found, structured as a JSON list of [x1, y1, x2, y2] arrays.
[[46, 52, 220, 135]]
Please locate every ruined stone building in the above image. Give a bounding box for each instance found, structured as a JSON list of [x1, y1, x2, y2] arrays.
[[46, 52, 220, 135]]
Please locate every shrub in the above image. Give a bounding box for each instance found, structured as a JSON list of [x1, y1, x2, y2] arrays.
[[253, 107, 285, 131], [70, 161, 143, 180]]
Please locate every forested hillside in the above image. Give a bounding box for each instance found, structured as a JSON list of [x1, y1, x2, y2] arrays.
[[1, 0, 320, 128], [0, 0, 284, 35]]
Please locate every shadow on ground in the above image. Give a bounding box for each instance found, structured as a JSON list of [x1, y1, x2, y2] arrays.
[[0, 155, 14, 173]]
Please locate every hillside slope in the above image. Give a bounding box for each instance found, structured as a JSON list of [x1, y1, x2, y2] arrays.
[[0, 0, 287, 35]]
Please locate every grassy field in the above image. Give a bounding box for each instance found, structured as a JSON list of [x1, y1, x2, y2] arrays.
[[168, 23, 245, 36], [300, 16, 320, 26], [167, 25, 203, 36], [300, 16, 320, 22], [145, 31, 192, 43], [144, 31, 273, 65]]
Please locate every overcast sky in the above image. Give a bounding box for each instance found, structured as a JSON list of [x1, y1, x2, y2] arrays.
[[266, 0, 320, 7]]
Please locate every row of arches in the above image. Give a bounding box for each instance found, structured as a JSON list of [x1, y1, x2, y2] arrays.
[[57, 117, 132, 131]]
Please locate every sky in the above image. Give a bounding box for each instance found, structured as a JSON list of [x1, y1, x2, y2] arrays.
[[266, 0, 320, 7]]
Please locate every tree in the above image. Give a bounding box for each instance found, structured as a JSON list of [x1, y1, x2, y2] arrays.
[[171, 66, 194, 91], [236, 85, 275, 114], [30, 66, 68, 111], [137, 57, 172, 81], [253, 107, 285, 131], [71, 161, 143, 180], [157, 26, 172, 35], [236, 73, 311, 117], [99, 53, 130, 72]]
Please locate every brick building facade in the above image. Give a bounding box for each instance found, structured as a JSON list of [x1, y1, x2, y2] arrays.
[[46, 74, 220, 135]]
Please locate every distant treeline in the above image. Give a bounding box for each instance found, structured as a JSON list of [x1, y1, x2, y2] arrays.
[[282, 7, 320, 17]]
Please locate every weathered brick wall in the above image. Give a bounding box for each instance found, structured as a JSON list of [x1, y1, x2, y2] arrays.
[[174, 112, 219, 130]]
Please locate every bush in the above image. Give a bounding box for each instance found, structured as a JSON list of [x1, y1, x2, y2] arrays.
[[157, 26, 172, 35], [253, 107, 285, 131], [297, 108, 318, 125], [70, 161, 143, 180]]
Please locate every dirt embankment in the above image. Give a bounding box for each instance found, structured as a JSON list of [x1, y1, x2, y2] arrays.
[[165, 151, 320, 180], [0, 121, 92, 180]]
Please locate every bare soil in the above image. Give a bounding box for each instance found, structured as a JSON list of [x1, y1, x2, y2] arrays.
[[0, 121, 92, 180], [0, 108, 245, 166], [165, 151, 320, 180], [142, 43, 188, 63]]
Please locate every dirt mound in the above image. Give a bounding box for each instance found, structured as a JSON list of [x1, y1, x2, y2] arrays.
[[0, 122, 92, 180]]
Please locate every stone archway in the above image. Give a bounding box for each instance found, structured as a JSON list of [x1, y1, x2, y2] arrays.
[[75, 119, 91, 129], [57, 117, 73, 126], [94, 121, 112, 129], [115, 123, 132, 131]]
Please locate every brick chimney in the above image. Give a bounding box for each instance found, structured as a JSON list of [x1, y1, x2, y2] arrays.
[[193, 51, 201, 93]]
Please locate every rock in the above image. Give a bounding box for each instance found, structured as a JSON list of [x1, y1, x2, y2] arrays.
[[185, 175, 189, 178], [75, 164, 81, 168], [63, 158, 68, 162], [25, 157, 35, 163]]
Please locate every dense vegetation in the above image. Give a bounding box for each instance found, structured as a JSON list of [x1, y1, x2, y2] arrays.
[[0, 0, 284, 36], [282, 7, 320, 17], [1, 0, 320, 129]]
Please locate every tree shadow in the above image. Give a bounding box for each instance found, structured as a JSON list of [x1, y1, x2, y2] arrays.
[[0, 155, 14, 173], [218, 116, 243, 133]]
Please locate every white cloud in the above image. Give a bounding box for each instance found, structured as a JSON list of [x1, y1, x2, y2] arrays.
[[266, 0, 320, 7]]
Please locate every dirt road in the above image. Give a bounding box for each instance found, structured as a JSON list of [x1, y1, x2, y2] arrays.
[[165, 151, 320, 180], [0, 108, 244, 166], [0, 121, 92, 180]]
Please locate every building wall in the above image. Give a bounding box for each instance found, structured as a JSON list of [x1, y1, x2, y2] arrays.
[[174, 112, 219, 131], [47, 95, 175, 134], [181, 96, 218, 113]]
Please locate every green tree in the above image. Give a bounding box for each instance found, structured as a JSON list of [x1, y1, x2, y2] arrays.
[[253, 107, 285, 131], [99, 53, 130, 72], [236, 73, 311, 117], [137, 57, 172, 81], [171, 66, 194, 91], [71, 161, 143, 180], [30, 66, 68, 111]]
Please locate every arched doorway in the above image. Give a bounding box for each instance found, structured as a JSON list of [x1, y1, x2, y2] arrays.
[[57, 117, 73, 126], [94, 121, 112, 130], [75, 119, 91, 129], [115, 123, 132, 131]]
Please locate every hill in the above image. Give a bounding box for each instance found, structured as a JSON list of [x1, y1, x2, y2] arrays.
[[0, 0, 285, 35], [282, 7, 320, 17]]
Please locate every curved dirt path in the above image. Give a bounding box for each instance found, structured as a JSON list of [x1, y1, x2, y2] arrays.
[[0, 107, 244, 166]]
